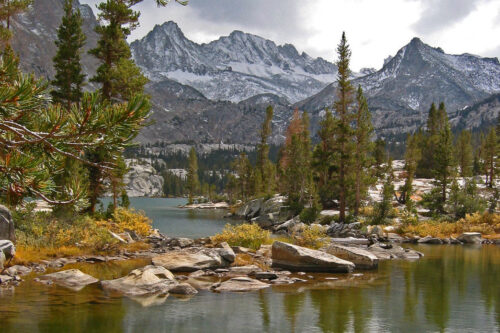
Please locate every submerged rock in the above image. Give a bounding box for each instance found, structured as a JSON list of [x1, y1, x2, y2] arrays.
[[101, 265, 177, 296], [37, 269, 98, 291], [152, 247, 229, 272], [271, 241, 355, 273], [213, 277, 269, 292], [322, 244, 379, 270]]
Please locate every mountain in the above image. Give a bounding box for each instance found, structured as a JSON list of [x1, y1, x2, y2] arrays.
[[11, 0, 99, 82], [450, 93, 500, 134], [296, 37, 500, 136], [130, 21, 337, 103]]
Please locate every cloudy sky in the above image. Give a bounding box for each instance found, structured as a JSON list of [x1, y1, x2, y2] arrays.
[[81, 0, 500, 71]]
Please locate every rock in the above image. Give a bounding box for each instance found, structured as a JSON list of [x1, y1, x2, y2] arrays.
[[231, 246, 252, 254], [367, 244, 423, 260], [327, 222, 362, 237], [0, 274, 13, 284], [275, 216, 301, 232], [123, 158, 164, 197], [449, 237, 463, 245], [0, 251, 5, 271], [168, 283, 198, 295], [369, 226, 386, 240], [418, 236, 443, 244], [5, 265, 32, 277], [322, 244, 379, 270], [235, 198, 264, 220], [213, 277, 269, 292], [152, 247, 228, 272], [101, 265, 177, 296], [251, 214, 274, 228], [0, 205, 15, 243], [256, 245, 272, 258], [271, 241, 355, 273], [228, 265, 262, 275], [387, 233, 405, 242], [85, 255, 107, 263], [0, 240, 15, 270], [37, 269, 98, 291], [457, 232, 482, 244], [251, 271, 278, 280], [169, 238, 195, 248], [330, 237, 370, 245], [216, 242, 236, 262]]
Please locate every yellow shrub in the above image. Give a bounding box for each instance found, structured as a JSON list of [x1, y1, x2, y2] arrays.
[[400, 213, 500, 238], [292, 224, 328, 249], [211, 223, 271, 250], [98, 208, 152, 237]]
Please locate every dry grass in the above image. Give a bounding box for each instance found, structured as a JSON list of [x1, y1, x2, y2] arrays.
[[399, 212, 500, 238], [12, 246, 91, 266]]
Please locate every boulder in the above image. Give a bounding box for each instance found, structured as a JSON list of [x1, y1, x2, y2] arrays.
[[457, 232, 482, 244], [152, 247, 228, 272], [169, 237, 195, 248], [330, 237, 370, 245], [228, 265, 262, 275], [0, 240, 15, 260], [271, 241, 355, 273], [256, 245, 272, 258], [101, 265, 177, 296], [235, 198, 264, 220], [213, 277, 269, 292], [418, 236, 443, 244], [251, 271, 279, 280], [0, 274, 13, 284], [216, 242, 236, 263], [5, 265, 32, 277], [322, 244, 379, 270], [251, 214, 274, 228], [37, 269, 98, 291], [168, 283, 198, 295], [0, 251, 4, 271], [367, 244, 423, 260], [0, 205, 15, 243]]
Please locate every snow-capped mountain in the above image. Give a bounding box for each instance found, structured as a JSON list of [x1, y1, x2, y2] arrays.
[[296, 37, 500, 137], [130, 21, 337, 103]]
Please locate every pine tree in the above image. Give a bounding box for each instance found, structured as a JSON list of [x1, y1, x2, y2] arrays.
[[314, 109, 336, 207], [372, 158, 395, 225], [89, 0, 147, 102], [455, 130, 473, 178], [0, 0, 31, 46], [51, 0, 86, 111], [232, 152, 253, 201], [333, 32, 355, 223], [397, 133, 421, 207], [433, 113, 455, 208], [482, 127, 497, 188], [255, 105, 275, 195], [373, 138, 386, 177], [186, 147, 199, 204], [352, 85, 374, 215]]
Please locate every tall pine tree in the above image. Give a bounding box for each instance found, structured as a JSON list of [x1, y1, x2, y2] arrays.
[[51, 0, 86, 111], [186, 147, 199, 204], [433, 108, 455, 206], [255, 105, 275, 196], [455, 130, 473, 178]]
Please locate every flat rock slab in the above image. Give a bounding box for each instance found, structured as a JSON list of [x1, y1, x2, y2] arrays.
[[101, 265, 177, 297], [457, 232, 482, 244], [228, 265, 262, 275], [152, 248, 227, 272], [37, 269, 98, 291], [367, 244, 423, 260], [271, 241, 355, 273], [213, 277, 269, 292], [323, 244, 379, 270], [330, 237, 370, 245]]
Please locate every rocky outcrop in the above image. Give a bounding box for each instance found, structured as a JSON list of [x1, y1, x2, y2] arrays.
[[152, 247, 233, 272], [0, 205, 16, 243], [123, 159, 164, 197], [234, 196, 292, 229], [212, 277, 269, 292], [0, 240, 15, 270], [367, 244, 423, 260], [322, 244, 379, 270], [271, 241, 355, 273], [457, 232, 483, 244], [101, 265, 177, 296], [36, 269, 99, 291]]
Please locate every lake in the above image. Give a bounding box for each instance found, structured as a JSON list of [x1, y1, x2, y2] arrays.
[[0, 198, 499, 332]]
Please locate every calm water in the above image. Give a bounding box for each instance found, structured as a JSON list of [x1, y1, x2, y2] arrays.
[[0, 199, 499, 333]]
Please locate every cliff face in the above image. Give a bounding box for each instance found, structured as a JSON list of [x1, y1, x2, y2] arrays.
[[124, 159, 164, 197]]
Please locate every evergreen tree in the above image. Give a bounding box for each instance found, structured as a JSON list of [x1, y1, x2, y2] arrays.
[[455, 130, 473, 178], [186, 147, 199, 204], [352, 85, 374, 215], [51, 0, 86, 111], [397, 133, 421, 208], [333, 32, 355, 223], [373, 138, 386, 177], [314, 109, 336, 207], [481, 127, 497, 188], [371, 158, 395, 225], [433, 111, 455, 209], [255, 105, 275, 195], [0, 0, 31, 46], [233, 152, 253, 201]]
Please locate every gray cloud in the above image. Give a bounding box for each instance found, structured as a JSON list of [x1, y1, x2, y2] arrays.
[[411, 0, 490, 34]]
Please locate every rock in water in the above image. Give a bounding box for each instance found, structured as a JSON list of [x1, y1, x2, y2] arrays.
[[168, 283, 198, 295], [457, 232, 482, 244], [322, 244, 379, 270], [271, 241, 355, 273], [37, 269, 98, 291], [152, 247, 228, 272], [0, 205, 16, 243], [213, 277, 269, 292], [101, 265, 177, 296]]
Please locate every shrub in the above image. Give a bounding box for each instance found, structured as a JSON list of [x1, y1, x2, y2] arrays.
[[292, 224, 328, 249], [299, 206, 320, 224], [211, 223, 271, 250], [101, 207, 152, 237]]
